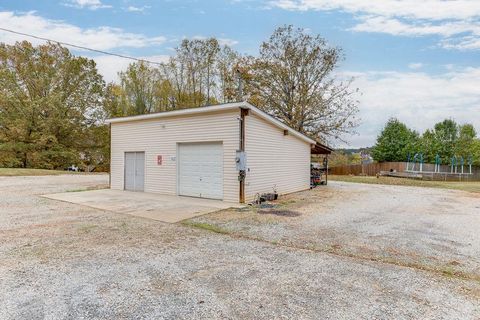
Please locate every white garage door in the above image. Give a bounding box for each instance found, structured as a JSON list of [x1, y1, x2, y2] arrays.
[[178, 142, 223, 200]]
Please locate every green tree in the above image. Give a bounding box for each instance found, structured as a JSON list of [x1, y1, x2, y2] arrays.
[[0, 41, 105, 169], [241, 25, 359, 142], [119, 61, 163, 115], [455, 124, 476, 159], [419, 119, 476, 164], [372, 118, 419, 162], [103, 83, 129, 118], [471, 139, 480, 166], [419, 129, 438, 163], [431, 119, 458, 163]]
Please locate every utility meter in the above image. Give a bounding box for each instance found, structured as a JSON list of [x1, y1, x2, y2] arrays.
[[235, 150, 247, 171]]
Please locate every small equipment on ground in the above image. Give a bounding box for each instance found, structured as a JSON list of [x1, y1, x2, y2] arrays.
[[311, 161, 328, 187]]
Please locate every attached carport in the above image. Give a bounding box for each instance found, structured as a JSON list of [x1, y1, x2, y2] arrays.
[[311, 141, 333, 184]]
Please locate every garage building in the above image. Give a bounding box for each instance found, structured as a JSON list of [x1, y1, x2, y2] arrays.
[[107, 102, 331, 203]]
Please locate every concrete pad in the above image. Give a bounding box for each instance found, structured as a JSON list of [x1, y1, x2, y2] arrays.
[[42, 189, 244, 223]]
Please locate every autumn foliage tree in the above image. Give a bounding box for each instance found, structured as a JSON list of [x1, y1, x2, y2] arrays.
[[0, 41, 106, 169], [1, 26, 363, 170], [110, 38, 240, 116]]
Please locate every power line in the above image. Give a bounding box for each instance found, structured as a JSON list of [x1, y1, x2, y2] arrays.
[[0, 27, 164, 66]]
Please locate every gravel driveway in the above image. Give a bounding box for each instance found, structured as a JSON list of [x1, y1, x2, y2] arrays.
[[0, 175, 479, 319], [191, 181, 480, 279]]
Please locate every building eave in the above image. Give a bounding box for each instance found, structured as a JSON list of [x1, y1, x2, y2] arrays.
[[106, 101, 318, 145], [311, 142, 333, 154], [105, 102, 245, 124]]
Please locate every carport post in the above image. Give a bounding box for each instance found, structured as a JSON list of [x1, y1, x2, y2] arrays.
[[325, 155, 328, 185], [109, 123, 111, 188]]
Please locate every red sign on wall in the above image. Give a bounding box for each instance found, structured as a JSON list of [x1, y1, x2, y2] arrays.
[[157, 155, 162, 165]]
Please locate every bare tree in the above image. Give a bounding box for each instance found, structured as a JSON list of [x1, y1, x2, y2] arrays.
[[115, 27, 359, 144], [242, 25, 359, 142], [216, 45, 240, 103], [160, 38, 223, 108]]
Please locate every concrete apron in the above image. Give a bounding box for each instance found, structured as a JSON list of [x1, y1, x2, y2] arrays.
[[41, 189, 244, 223]]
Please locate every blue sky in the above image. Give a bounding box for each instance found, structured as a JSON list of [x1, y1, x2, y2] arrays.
[[1, 0, 479, 147]]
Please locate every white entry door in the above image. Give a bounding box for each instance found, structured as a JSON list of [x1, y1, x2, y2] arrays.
[[124, 152, 145, 192], [178, 143, 223, 200]]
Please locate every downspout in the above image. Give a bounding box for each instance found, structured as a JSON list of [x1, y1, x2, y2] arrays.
[[239, 107, 248, 203]]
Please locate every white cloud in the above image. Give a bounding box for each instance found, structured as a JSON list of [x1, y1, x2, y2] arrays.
[[0, 11, 166, 51], [270, 0, 480, 50], [93, 54, 170, 83], [351, 16, 480, 37], [63, 0, 111, 10], [351, 15, 480, 49], [408, 63, 423, 70], [218, 38, 239, 46], [270, 0, 480, 20], [337, 68, 480, 147], [124, 5, 151, 13], [441, 35, 480, 50]]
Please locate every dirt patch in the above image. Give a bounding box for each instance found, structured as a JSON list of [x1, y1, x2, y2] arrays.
[[258, 209, 301, 217]]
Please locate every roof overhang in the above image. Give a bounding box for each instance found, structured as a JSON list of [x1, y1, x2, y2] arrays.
[[106, 102, 245, 124], [311, 142, 333, 155], [106, 101, 318, 145]]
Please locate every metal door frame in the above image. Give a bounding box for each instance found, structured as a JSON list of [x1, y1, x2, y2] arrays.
[[124, 151, 145, 192], [176, 141, 224, 199]]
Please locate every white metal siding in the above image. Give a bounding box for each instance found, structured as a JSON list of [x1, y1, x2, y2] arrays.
[[110, 110, 239, 202], [244, 113, 311, 202]]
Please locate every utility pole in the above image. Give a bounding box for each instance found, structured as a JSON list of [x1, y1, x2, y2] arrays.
[[236, 69, 243, 101]]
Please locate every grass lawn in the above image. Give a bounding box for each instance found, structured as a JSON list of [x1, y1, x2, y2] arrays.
[[0, 168, 97, 176], [328, 174, 480, 193]]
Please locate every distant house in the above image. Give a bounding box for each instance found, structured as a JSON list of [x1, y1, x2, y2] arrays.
[[106, 102, 332, 203], [360, 151, 374, 164]]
